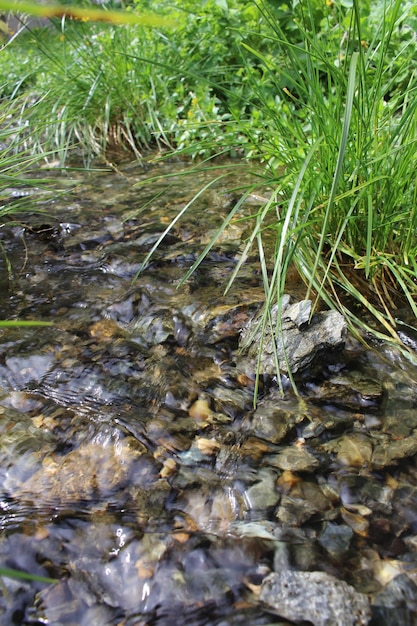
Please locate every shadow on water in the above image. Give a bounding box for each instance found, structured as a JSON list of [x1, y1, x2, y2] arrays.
[[0, 160, 417, 625]]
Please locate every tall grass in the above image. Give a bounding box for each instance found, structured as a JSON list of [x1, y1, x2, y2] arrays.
[[0, 0, 263, 163], [134, 0, 417, 374], [245, 0, 417, 345], [0, 97, 50, 219]]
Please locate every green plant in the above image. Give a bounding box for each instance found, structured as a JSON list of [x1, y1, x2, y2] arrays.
[[0, 566, 57, 584], [0, 97, 50, 215], [246, 0, 417, 339], [0, 0, 268, 162], [3, 0, 416, 387], [132, 0, 417, 400]]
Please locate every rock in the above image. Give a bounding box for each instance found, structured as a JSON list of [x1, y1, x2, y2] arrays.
[[318, 521, 354, 556], [260, 570, 371, 626], [238, 297, 346, 376], [266, 445, 319, 472], [325, 432, 373, 468], [14, 437, 163, 510], [241, 392, 303, 444], [276, 479, 333, 525], [371, 431, 417, 469], [371, 573, 417, 626], [311, 371, 383, 411], [182, 298, 263, 344], [244, 468, 280, 510]]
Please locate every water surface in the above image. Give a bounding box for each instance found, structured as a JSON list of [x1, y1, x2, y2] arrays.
[[0, 160, 417, 625]]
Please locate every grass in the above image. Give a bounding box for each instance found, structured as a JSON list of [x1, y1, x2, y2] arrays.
[[133, 0, 417, 386], [0, 0, 264, 163], [0, 97, 48, 226], [252, 0, 417, 343], [0, 566, 57, 584]]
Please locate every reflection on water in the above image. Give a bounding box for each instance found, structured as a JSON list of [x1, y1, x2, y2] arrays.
[[0, 160, 417, 624]]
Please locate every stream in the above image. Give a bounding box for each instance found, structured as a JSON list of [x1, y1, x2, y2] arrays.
[[1, 159, 417, 625]]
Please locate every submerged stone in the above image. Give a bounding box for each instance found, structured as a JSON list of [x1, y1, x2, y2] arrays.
[[318, 521, 354, 556], [312, 371, 383, 411], [266, 445, 319, 472], [276, 479, 333, 525], [371, 573, 417, 626], [260, 570, 371, 626]]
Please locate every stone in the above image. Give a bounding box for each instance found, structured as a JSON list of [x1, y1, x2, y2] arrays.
[[238, 297, 346, 376], [266, 445, 319, 472], [276, 480, 333, 525], [371, 574, 417, 626], [260, 570, 371, 626], [318, 521, 354, 556]]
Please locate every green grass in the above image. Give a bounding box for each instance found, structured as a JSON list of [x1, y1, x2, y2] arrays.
[[0, 97, 51, 215], [0, 0, 268, 163], [132, 0, 417, 383], [0, 566, 57, 584], [246, 0, 417, 345]]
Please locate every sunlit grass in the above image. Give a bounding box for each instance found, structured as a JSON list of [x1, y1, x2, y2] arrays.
[[0, 97, 51, 215], [0, 0, 263, 163], [132, 0, 417, 388]]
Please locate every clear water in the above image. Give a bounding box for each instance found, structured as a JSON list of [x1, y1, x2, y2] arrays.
[[0, 160, 417, 625]]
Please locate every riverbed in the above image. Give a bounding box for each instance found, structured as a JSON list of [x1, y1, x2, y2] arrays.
[[1, 159, 417, 625]]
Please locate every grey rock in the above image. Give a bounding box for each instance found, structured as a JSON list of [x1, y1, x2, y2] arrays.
[[239, 298, 346, 376], [241, 392, 303, 444], [318, 522, 353, 556], [371, 573, 417, 625], [260, 570, 371, 626]]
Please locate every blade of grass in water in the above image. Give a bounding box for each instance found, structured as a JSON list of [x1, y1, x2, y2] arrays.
[[0, 321, 53, 327], [0, 566, 57, 584]]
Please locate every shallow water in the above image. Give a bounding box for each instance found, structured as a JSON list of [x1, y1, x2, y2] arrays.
[[1, 159, 417, 625]]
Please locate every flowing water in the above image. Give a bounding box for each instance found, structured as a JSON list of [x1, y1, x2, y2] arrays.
[[1, 159, 417, 625]]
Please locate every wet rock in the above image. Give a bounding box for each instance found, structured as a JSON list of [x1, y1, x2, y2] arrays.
[[176, 485, 245, 533], [242, 393, 303, 444], [371, 573, 417, 626], [244, 468, 280, 511], [2, 353, 55, 388], [311, 371, 383, 411], [318, 521, 354, 556], [238, 297, 347, 376], [381, 407, 417, 439], [260, 570, 371, 626], [276, 479, 333, 525], [242, 407, 294, 444], [182, 298, 263, 344], [371, 431, 417, 469], [128, 311, 176, 345], [325, 432, 373, 468], [340, 506, 370, 537], [14, 436, 159, 507], [298, 405, 356, 439], [266, 445, 319, 472]]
